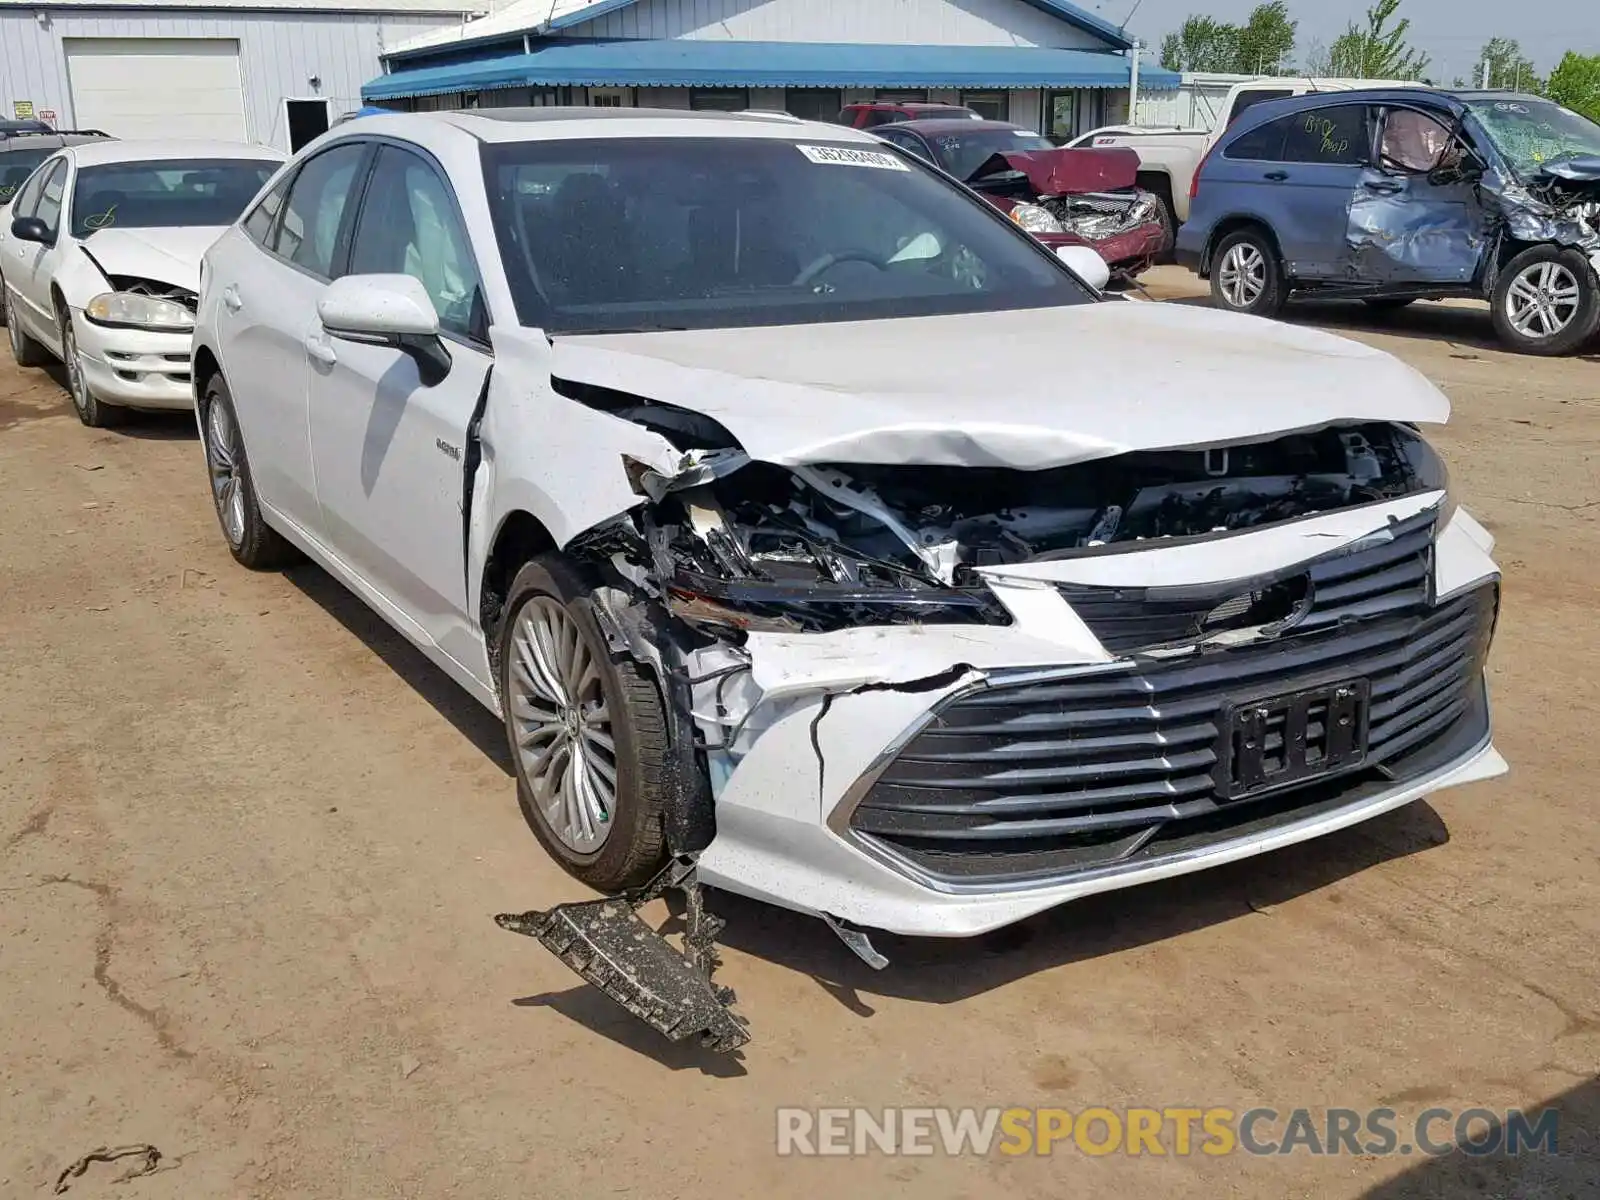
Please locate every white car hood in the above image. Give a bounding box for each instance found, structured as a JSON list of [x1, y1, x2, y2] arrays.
[[78, 226, 226, 293], [550, 302, 1450, 469]]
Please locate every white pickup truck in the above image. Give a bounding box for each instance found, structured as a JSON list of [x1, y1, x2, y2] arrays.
[[1071, 77, 1427, 231]]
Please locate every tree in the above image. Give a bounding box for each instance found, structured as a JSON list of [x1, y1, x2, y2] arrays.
[[1158, 4, 1297, 75], [1547, 52, 1600, 124], [1160, 16, 1240, 73], [1302, 38, 1333, 78], [1328, 0, 1431, 81], [1475, 37, 1543, 93]]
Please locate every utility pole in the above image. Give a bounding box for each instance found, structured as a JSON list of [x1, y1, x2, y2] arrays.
[[1129, 39, 1142, 126]]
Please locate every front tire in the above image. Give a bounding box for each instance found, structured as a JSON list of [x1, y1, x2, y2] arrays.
[[200, 375, 300, 569], [3, 284, 51, 367], [1492, 245, 1600, 356], [1210, 228, 1287, 318], [61, 308, 124, 428], [499, 556, 673, 892]]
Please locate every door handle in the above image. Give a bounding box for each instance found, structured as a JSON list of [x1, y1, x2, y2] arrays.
[[1363, 180, 1404, 195], [221, 285, 243, 312], [304, 335, 337, 367], [1263, 170, 1289, 182]]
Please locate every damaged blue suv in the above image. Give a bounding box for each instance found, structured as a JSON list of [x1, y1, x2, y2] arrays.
[[1176, 89, 1600, 355]]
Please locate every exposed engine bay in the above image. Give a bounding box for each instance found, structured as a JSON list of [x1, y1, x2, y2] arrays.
[[567, 406, 1449, 635]]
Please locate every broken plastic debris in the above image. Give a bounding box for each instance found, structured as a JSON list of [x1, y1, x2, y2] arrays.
[[53, 1145, 162, 1194]]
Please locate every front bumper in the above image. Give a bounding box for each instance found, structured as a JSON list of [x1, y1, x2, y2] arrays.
[[1037, 223, 1168, 274], [71, 310, 195, 410], [694, 499, 1506, 937]]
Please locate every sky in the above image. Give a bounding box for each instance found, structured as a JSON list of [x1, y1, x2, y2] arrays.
[[1074, 0, 1594, 84]]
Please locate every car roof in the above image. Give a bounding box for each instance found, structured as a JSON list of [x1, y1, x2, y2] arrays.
[[1221, 86, 1466, 138], [850, 101, 972, 110], [65, 138, 286, 167], [878, 119, 1033, 135], [1450, 90, 1550, 104], [354, 107, 884, 146]]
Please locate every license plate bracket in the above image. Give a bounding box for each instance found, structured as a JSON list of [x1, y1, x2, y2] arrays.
[[1218, 680, 1370, 801]]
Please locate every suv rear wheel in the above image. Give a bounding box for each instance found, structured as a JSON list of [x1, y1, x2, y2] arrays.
[[1492, 245, 1600, 356], [1210, 229, 1286, 318]]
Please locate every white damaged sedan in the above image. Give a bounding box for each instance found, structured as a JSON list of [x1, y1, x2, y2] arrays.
[[2, 139, 283, 425], [191, 109, 1505, 1049]]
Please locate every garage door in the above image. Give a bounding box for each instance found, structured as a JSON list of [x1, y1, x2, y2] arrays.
[[65, 38, 248, 141]]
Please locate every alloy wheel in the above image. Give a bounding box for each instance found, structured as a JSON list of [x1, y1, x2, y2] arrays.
[[1218, 243, 1267, 309], [205, 398, 246, 548], [4, 291, 20, 358], [62, 320, 88, 415], [1505, 261, 1581, 340], [508, 596, 617, 854]]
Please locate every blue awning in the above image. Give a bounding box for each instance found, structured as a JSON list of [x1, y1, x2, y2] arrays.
[[364, 39, 1180, 101]]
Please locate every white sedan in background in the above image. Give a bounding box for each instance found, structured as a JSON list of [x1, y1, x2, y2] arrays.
[[1, 139, 283, 426]]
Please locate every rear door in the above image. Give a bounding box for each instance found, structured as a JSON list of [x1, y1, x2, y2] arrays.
[[305, 141, 492, 676], [212, 140, 371, 536], [1267, 103, 1375, 280], [1346, 105, 1489, 286]]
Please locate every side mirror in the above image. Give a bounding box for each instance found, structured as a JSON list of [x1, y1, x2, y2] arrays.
[[317, 274, 451, 385], [1057, 244, 1111, 292], [10, 216, 50, 244]]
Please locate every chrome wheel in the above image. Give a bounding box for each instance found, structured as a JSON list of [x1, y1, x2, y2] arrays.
[[1218, 242, 1267, 309], [1505, 261, 1581, 339], [508, 597, 616, 854], [62, 318, 88, 415], [205, 398, 246, 548]]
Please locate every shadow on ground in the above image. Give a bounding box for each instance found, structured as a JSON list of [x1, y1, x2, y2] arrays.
[[1361, 1074, 1599, 1199]]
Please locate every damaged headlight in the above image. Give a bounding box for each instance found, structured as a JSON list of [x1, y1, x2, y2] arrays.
[[1008, 202, 1065, 235], [83, 292, 195, 332]]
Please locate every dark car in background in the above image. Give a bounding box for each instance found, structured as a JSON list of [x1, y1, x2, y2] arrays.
[[875, 119, 1170, 278], [836, 101, 981, 129], [1176, 88, 1600, 355]]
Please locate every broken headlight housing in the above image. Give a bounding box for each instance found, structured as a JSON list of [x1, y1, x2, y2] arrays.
[[1008, 201, 1065, 235]]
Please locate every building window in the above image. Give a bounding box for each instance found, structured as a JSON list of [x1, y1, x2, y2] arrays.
[[690, 88, 749, 111], [588, 87, 632, 107], [784, 88, 843, 123], [1044, 90, 1079, 142], [875, 89, 927, 102], [961, 91, 1008, 121]]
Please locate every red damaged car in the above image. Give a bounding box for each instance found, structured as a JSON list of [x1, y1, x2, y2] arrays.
[[874, 119, 1170, 278]]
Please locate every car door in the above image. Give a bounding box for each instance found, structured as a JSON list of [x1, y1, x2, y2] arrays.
[[213, 140, 371, 537], [306, 142, 492, 674], [1346, 105, 1490, 287], [1267, 103, 1375, 280], [8, 156, 70, 346]]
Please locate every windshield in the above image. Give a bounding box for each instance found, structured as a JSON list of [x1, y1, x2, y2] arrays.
[[483, 136, 1089, 335], [1466, 98, 1600, 177], [1, 149, 52, 203], [71, 159, 277, 238], [926, 128, 1057, 180]]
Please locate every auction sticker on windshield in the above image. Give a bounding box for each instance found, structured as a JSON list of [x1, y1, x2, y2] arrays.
[[796, 144, 910, 170]]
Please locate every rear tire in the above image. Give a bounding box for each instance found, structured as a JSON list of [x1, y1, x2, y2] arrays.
[[1209, 228, 1287, 318], [1138, 174, 1178, 263], [3, 284, 51, 367], [1491, 245, 1600, 357], [499, 555, 674, 893], [200, 375, 300, 569]]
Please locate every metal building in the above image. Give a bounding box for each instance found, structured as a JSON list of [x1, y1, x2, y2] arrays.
[[364, 0, 1178, 140], [0, 0, 473, 152]]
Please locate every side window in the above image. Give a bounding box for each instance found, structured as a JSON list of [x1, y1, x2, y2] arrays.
[[859, 110, 895, 129], [34, 160, 69, 237], [6, 156, 57, 219], [1225, 115, 1294, 161], [1279, 106, 1371, 166], [1228, 88, 1295, 125], [877, 129, 934, 165], [274, 142, 368, 278], [1380, 108, 1455, 173], [347, 146, 485, 341], [242, 175, 291, 245]]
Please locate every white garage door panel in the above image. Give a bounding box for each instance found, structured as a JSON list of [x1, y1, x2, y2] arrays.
[[66, 39, 248, 142]]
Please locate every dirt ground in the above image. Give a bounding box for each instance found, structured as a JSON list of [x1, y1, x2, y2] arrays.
[[1, 269, 1596, 1199]]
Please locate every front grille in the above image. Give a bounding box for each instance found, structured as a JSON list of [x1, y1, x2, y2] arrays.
[[1058, 509, 1436, 654], [848, 581, 1497, 884]]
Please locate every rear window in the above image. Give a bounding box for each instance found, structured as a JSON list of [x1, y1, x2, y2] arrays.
[[1225, 115, 1293, 161], [71, 158, 277, 238], [0, 148, 53, 203]]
